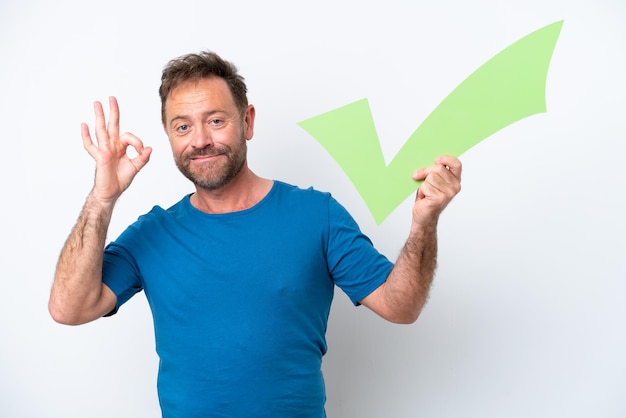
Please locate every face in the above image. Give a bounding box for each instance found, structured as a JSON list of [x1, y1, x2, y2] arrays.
[[164, 77, 255, 191]]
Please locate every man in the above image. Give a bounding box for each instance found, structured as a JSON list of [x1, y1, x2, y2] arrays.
[[49, 51, 462, 417]]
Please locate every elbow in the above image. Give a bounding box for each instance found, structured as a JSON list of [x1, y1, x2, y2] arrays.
[[48, 280, 112, 325], [375, 305, 422, 324], [48, 301, 73, 325], [387, 311, 421, 325], [48, 298, 86, 326], [388, 300, 427, 324]]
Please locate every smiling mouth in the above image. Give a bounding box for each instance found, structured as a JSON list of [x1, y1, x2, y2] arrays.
[[189, 151, 225, 161], [191, 154, 220, 160]]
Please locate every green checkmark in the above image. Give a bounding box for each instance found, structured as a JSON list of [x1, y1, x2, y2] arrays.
[[298, 20, 563, 225]]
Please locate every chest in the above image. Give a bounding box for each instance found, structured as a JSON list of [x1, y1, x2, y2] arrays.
[[134, 216, 334, 330]]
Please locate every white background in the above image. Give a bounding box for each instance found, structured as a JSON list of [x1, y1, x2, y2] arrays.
[[1, 0, 625, 417]]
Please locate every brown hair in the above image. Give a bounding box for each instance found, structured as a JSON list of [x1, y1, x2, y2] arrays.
[[159, 51, 248, 124]]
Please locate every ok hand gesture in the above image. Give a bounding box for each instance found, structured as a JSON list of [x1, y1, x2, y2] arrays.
[[81, 96, 152, 205]]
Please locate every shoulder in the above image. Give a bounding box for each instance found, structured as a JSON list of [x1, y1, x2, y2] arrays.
[[270, 181, 357, 225], [116, 195, 191, 236], [270, 181, 337, 211], [272, 180, 331, 202]]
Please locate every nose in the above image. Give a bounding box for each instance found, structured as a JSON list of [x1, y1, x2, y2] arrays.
[[191, 125, 214, 149]]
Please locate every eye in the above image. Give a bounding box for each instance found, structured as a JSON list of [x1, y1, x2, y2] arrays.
[[209, 119, 223, 126], [176, 124, 190, 133]]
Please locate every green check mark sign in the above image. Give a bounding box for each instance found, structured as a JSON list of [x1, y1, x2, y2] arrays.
[[298, 21, 563, 224]]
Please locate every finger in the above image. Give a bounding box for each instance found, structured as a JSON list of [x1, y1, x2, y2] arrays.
[[412, 167, 429, 181], [107, 96, 120, 140], [416, 183, 426, 201], [120, 132, 152, 171], [412, 164, 444, 181], [133, 146, 153, 171], [428, 170, 459, 197], [81, 123, 98, 158], [119, 131, 145, 153], [415, 164, 460, 200], [415, 176, 457, 216], [435, 155, 462, 180], [93, 101, 108, 146], [412, 156, 462, 182]]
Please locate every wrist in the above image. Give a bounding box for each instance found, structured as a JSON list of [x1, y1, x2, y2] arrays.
[[86, 190, 117, 215]]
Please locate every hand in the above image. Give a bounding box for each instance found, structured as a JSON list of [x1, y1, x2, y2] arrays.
[[411, 155, 462, 227], [81, 96, 152, 204]]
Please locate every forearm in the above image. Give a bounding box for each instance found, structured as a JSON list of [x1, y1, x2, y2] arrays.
[[379, 222, 438, 323], [362, 155, 460, 323], [49, 192, 116, 325]]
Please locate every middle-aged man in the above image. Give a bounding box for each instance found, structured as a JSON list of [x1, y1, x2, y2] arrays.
[[49, 50, 462, 417]]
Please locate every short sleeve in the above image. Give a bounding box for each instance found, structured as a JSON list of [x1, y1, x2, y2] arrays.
[[325, 197, 393, 305], [102, 240, 143, 314]]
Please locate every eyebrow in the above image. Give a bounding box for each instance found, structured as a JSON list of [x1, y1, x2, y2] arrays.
[[168, 110, 226, 127]]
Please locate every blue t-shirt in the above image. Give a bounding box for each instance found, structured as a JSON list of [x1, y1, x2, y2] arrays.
[[102, 181, 392, 417]]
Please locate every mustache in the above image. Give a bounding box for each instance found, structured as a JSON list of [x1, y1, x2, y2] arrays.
[[186, 146, 229, 159]]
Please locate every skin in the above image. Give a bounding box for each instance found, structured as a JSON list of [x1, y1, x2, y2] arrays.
[[48, 97, 151, 324], [48, 76, 461, 326], [164, 77, 272, 214], [360, 155, 461, 323]]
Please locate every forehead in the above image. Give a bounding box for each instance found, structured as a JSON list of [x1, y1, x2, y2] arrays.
[[164, 77, 236, 121]]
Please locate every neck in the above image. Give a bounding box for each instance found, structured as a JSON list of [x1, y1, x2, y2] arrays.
[[190, 168, 273, 214]]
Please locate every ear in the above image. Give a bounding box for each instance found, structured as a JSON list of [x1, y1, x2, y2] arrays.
[[243, 104, 256, 140]]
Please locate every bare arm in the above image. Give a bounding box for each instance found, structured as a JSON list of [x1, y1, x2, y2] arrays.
[[49, 195, 118, 325], [49, 97, 152, 325], [360, 155, 462, 324]]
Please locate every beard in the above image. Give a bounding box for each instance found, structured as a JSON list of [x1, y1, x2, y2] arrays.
[[175, 139, 247, 191]]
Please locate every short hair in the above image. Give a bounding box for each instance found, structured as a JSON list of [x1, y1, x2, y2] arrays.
[[159, 51, 248, 124]]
